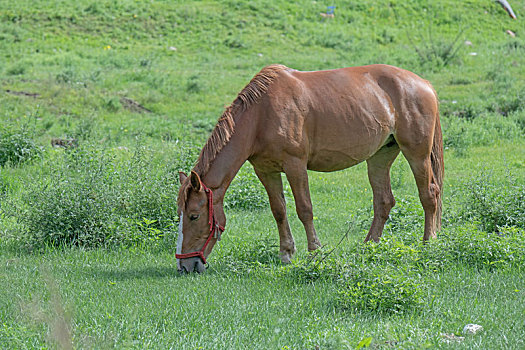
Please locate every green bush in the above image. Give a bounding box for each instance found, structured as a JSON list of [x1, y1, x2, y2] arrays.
[[3, 145, 180, 249], [336, 265, 424, 313], [435, 225, 525, 270], [460, 169, 525, 232], [324, 224, 524, 313], [357, 224, 525, 272], [0, 125, 42, 167]]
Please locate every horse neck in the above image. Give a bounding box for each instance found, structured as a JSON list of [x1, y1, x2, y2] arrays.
[[197, 110, 256, 203]]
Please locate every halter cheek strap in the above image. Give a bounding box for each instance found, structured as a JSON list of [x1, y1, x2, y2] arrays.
[[175, 184, 225, 264]]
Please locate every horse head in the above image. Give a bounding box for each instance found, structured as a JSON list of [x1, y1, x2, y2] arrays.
[[176, 171, 224, 273]]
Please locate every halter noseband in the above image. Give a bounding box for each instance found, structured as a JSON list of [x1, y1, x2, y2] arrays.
[[175, 184, 225, 264]]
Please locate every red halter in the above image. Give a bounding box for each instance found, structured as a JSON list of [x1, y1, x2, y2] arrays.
[[175, 184, 225, 264]]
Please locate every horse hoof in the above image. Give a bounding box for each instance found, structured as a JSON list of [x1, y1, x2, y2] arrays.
[[280, 252, 293, 264], [308, 241, 322, 251]]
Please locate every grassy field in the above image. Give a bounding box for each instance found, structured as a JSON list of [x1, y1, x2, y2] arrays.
[[1, 0, 525, 348]]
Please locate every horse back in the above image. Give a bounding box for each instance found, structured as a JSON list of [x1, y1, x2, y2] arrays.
[[250, 65, 437, 172]]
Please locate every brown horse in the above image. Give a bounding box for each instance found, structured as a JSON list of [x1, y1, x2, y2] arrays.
[[177, 64, 443, 273]]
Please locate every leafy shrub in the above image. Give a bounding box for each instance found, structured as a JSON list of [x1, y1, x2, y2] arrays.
[[263, 214, 523, 313], [330, 224, 523, 313], [357, 224, 525, 272], [0, 125, 42, 167], [434, 225, 525, 270], [3, 145, 179, 249], [460, 169, 525, 232], [288, 246, 425, 313], [336, 265, 424, 313]]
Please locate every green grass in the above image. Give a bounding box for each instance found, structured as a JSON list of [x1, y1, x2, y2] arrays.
[[1, 0, 525, 348], [1, 227, 524, 349]]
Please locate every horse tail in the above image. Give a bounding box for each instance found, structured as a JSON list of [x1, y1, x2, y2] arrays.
[[431, 109, 444, 231]]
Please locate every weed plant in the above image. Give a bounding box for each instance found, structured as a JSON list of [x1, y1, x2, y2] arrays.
[[2, 145, 180, 249], [336, 265, 424, 313], [0, 123, 42, 167], [460, 169, 525, 232], [409, 25, 465, 71]]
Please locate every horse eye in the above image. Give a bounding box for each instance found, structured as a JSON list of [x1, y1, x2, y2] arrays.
[[189, 214, 200, 221]]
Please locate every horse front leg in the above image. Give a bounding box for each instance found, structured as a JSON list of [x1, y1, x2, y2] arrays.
[[283, 159, 322, 252], [253, 168, 296, 263]]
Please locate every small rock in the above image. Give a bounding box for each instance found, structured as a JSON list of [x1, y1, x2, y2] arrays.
[[463, 324, 483, 335], [168, 46, 177, 51], [464, 40, 472, 46]]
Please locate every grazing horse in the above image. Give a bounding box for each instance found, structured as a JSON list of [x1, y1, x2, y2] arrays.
[[177, 64, 443, 273]]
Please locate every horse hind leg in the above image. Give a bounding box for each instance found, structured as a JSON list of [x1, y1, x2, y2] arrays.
[[364, 140, 400, 243], [404, 155, 440, 240], [397, 130, 440, 240]]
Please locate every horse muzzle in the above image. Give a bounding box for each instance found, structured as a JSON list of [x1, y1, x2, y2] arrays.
[[177, 256, 206, 273]]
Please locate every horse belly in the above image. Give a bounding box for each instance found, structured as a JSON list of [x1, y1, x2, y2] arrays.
[[307, 150, 364, 171], [306, 114, 391, 172]]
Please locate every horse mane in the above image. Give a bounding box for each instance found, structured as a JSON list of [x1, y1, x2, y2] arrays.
[[192, 64, 289, 176]]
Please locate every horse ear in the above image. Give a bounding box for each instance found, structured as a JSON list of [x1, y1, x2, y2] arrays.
[[190, 171, 202, 191], [179, 171, 187, 184]]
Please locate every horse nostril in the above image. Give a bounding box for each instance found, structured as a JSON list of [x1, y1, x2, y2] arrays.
[[194, 260, 206, 273], [178, 257, 205, 273]]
